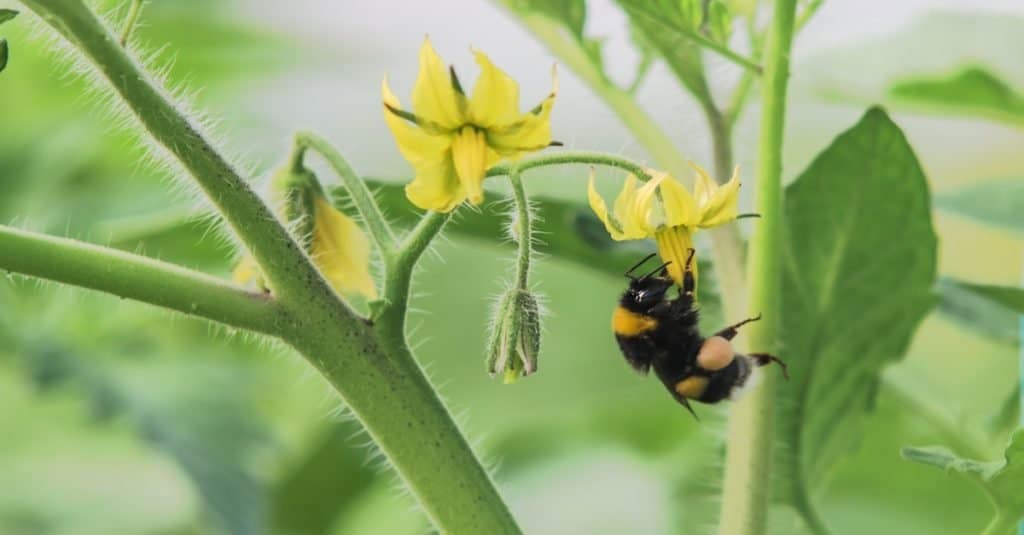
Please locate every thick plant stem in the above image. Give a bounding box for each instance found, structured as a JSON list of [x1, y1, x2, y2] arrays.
[[718, 1, 798, 535], [21, 2, 520, 532], [0, 225, 283, 335], [19, 0, 324, 305]]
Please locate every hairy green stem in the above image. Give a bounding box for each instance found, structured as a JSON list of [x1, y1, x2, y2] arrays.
[[489, 150, 654, 181], [508, 170, 532, 291], [20, 0, 325, 305], [22, 2, 519, 532], [0, 225, 283, 335], [376, 209, 449, 337], [293, 132, 398, 255], [718, 1, 798, 534]]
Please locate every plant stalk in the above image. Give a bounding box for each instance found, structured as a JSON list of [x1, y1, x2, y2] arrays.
[[0, 225, 282, 335], [718, 1, 798, 534]]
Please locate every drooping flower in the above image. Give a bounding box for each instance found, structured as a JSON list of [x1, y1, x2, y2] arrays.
[[234, 166, 377, 299], [382, 37, 557, 212], [587, 163, 742, 288]]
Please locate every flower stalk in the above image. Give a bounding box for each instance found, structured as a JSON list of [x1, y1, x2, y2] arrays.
[[717, 1, 799, 534]]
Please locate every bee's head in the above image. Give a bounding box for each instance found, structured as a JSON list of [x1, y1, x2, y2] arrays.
[[620, 254, 673, 313]]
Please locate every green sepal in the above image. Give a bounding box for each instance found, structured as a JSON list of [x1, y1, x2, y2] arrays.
[[0, 39, 7, 73]]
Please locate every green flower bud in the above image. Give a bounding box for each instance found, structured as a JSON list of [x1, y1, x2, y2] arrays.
[[486, 288, 541, 384]]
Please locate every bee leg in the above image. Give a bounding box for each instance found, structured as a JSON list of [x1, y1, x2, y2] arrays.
[[681, 248, 697, 297], [748, 352, 789, 379], [714, 314, 763, 341]]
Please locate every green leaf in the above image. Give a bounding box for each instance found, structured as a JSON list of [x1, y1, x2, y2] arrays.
[[937, 277, 1019, 347], [0, 9, 17, 26], [777, 108, 938, 521], [989, 386, 1021, 436], [902, 429, 1024, 524], [0, 39, 7, 74], [889, 67, 1024, 126], [935, 177, 1024, 233]]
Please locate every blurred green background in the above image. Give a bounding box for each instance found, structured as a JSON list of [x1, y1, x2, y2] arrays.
[[1, 1, 1023, 534]]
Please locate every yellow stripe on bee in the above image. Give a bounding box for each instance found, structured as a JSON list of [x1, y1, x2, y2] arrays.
[[674, 376, 709, 399], [612, 307, 658, 336]]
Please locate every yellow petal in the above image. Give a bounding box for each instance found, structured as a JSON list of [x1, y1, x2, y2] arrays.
[[698, 165, 741, 228], [382, 78, 452, 166], [692, 161, 718, 208], [627, 172, 665, 236], [311, 196, 377, 299], [657, 172, 699, 228], [468, 49, 520, 128], [412, 37, 464, 129], [587, 170, 627, 240], [451, 126, 494, 205], [488, 65, 557, 157], [655, 226, 698, 291], [611, 175, 654, 240], [405, 150, 465, 212]]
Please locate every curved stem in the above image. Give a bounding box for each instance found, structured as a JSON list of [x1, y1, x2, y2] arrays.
[[508, 169, 532, 291], [0, 225, 283, 335], [293, 132, 398, 255], [718, 1, 798, 534], [489, 151, 654, 181], [19, 0, 325, 306]]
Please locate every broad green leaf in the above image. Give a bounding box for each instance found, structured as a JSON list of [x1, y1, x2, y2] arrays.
[[935, 177, 1024, 233], [777, 108, 937, 520], [889, 67, 1024, 127], [937, 277, 1019, 347], [902, 429, 1024, 524], [0, 9, 17, 26]]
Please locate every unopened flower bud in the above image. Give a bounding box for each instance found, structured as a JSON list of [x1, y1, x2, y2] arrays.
[[486, 288, 541, 384]]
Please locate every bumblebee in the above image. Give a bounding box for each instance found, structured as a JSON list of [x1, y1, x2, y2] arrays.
[[612, 250, 788, 418]]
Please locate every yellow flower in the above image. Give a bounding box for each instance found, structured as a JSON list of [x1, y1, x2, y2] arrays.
[[309, 196, 377, 299], [587, 163, 741, 287], [234, 168, 377, 300], [382, 37, 557, 212]]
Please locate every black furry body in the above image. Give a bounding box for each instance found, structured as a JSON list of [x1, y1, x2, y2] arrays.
[[611, 252, 781, 417]]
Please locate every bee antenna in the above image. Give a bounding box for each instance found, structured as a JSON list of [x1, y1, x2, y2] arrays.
[[639, 261, 672, 281], [623, 252, 658, 279]]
